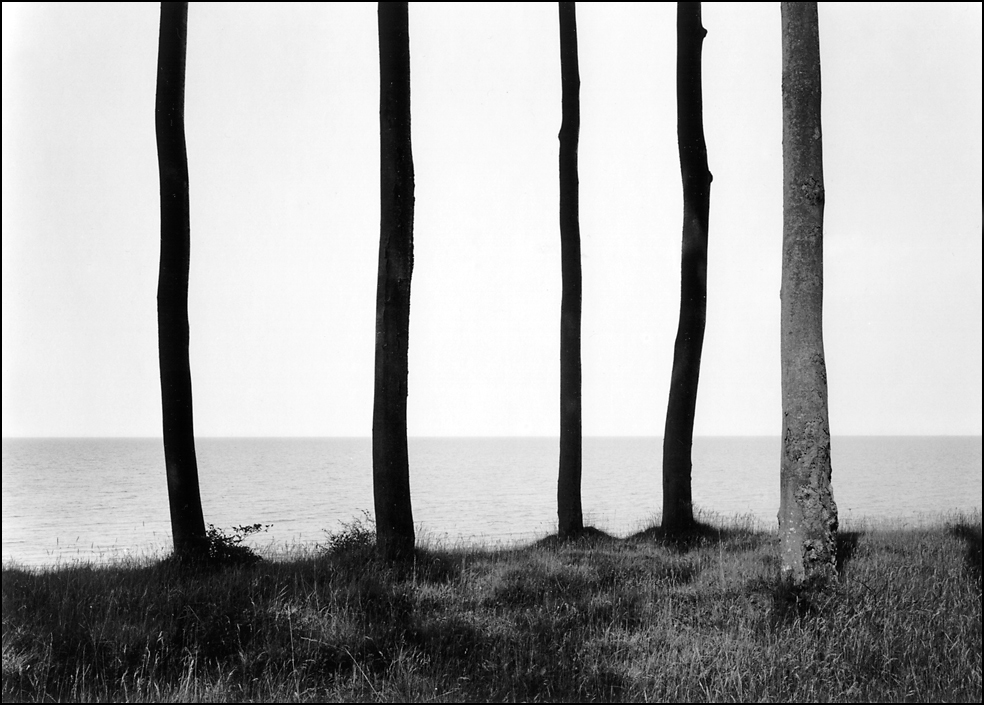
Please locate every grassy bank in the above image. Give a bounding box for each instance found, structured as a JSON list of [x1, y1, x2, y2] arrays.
[[3, 513, 981, 702]]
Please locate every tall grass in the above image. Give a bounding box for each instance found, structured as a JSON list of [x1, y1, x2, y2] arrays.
[[3, 512, 980, 702]]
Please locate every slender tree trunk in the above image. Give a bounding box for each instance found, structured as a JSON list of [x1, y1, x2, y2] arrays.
[[374, 1, 415, 561], [778, 1, 838, 583], [662, 1, 712, 534], [155, 1, 206, 560], [557, 1, 583, 540]]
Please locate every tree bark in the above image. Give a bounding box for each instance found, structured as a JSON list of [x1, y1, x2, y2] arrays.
[[778, 1, 838, 583], [557, 1, 583, 540], [155, 1, 207, 560], [662, 1, 712, 534], [374, 1, 415, 561]]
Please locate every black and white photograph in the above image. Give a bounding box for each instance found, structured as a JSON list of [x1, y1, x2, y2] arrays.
[[3, 3, 981, 701]]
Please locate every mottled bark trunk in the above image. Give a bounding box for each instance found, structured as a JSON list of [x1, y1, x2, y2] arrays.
[[779, 1, 838, 583], [155, 1, 206, 560], [557, 1, 583, 539], [662, 1, 712, 534], [374, 1, 415, 561]]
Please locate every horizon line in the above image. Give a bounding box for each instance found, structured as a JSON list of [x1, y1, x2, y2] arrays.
[[4, 433, 982, 441]]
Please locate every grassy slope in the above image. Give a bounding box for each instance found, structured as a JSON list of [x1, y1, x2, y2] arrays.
[[3, 513, 981, 702]]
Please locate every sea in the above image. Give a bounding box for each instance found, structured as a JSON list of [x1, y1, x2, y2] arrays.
[[2, 436, 981, 567]]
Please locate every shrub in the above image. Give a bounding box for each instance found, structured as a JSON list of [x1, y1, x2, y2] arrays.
[[201, 523, 270, 566], [322, 511, 377, 558]]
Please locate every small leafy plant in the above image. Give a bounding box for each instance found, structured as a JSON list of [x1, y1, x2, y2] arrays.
[[202, 523, 270, 566], [321, 510, 376, 558]]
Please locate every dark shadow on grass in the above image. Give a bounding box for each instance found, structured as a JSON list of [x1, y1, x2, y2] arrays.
[[767, 579, 821, 626], [532, 525, 618, 549], [405, 614, 487, 668], [835, 531, 862, 574], [408, 547, 464, 583], [749, 573, 836, 629], [626, 521, 764, 553], [949, 523, 982, 584]]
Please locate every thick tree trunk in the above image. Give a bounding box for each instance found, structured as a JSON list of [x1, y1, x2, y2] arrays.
[[374, 1, 415, 561], [778, 2, 838, 583], [662, 1, 712, 534], [557, 1, 583, 540], [155, 1, 207, 560]]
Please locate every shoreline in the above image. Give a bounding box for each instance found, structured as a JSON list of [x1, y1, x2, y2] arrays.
[[4, 508, 980, 572]]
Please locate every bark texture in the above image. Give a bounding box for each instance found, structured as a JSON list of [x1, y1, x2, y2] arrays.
[[155, 1, 207, 560], [373, 2, 415, 560], [557, 1, 583, 539], [779, 2, 838, 583], [662, 1, 712, 534]]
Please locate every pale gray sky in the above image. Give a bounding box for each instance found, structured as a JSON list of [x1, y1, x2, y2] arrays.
[[2, 2, 981, 438]]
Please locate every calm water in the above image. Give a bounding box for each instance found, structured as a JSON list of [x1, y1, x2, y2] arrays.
[[2, 436, 981, 567]]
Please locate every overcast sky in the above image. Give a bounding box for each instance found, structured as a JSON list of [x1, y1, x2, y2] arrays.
[[2, 2, 981, 438]]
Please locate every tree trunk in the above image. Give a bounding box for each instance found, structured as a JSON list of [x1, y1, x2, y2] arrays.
[[557, 1, 583, 540], [155, 1, 207, 561], [778, 1, 838, 583], [662, 1, 712, 534], [374, 1, 415, 561]]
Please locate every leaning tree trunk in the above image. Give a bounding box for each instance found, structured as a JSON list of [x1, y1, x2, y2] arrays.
[[373, 1, 416, 561], [662, 1, 712, 534], [778, 1, 838, 583], [557, 1, 583, 540], [155, 1, 207, 561]]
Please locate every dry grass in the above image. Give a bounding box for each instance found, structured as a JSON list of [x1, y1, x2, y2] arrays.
[[3, 511, 980, 702]]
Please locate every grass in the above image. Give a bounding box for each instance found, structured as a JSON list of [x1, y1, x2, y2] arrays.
[[2, 511, 980, 702]]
